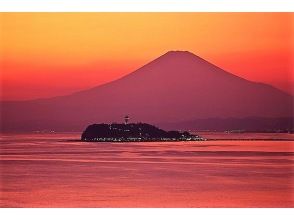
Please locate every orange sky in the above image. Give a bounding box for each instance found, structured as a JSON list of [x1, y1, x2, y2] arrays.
[[0, 13, 293, 100]]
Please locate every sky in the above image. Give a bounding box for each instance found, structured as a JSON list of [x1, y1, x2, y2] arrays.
[[0, 13, 293, 101]]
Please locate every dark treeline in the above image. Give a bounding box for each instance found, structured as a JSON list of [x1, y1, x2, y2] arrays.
[[81, 123, 203, 142]]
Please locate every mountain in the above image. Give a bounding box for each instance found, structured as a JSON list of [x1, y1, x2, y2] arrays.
[[1, 51, 293, 132]]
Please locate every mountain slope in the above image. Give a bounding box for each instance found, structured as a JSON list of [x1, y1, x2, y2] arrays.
[[1, 51, 293, 131]]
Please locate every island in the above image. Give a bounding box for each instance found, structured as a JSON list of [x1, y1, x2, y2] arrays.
[[81, 123, 204, 142]]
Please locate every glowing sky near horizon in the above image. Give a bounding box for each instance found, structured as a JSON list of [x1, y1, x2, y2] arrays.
[[0, 13, 293, 100]]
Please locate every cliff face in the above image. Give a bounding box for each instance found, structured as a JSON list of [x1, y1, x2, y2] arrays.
[[81, 123, 203, 142]]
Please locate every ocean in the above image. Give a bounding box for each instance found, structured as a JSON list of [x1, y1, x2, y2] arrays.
[[0, 132, 293, 207]]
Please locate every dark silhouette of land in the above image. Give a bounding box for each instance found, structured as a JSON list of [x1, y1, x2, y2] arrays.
[[81, 123, 204, 142], [159, 117, 294, 132], [1, 51, 293, 132]]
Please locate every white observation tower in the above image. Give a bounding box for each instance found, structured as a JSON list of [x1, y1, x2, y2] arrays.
[[124, 115, 130, 125]]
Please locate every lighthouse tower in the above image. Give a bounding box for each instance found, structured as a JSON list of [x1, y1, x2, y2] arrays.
[[124, 115, 130, 125]]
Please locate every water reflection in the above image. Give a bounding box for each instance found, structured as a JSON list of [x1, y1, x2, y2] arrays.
[[0, 133, 293, 207]]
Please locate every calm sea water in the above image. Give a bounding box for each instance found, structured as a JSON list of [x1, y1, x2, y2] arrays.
[[0, 132, 293, 207]]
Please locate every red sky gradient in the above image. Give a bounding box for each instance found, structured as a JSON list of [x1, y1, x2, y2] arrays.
[[1, 13, 293, 101]]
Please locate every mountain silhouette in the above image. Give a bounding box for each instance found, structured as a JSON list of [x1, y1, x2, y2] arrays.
[[1, 51, 293, 131]]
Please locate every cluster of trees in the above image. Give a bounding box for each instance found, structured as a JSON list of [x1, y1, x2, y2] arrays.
[[81, 123, 196, 141]]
